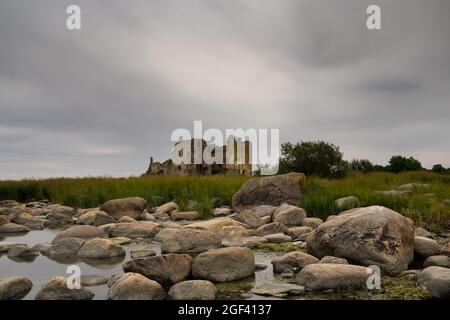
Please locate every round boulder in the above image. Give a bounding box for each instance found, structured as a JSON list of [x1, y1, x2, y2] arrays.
[[77, 210, 116, 227], [35, 277, 94, 300], [78, 238, 125, 259], [100, 197, 147, 220], [108, 273, 166, 300], [0, 277, 33, 300], [168, 280, 217, 300], [272, 204, 306, 226], [155, 228, 221, 253], [52, 225, 107, 244]]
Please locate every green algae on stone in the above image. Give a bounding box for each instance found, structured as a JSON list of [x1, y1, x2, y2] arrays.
[[254, 243, 305, 253]]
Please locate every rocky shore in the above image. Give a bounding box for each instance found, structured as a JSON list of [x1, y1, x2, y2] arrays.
[[1, 174, 449, 300]]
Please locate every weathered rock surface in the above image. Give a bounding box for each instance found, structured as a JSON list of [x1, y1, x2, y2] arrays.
[[182, 217, 245, 233], [48, 237, 85, 258], [257, 222, 289, 236], [100, 197, 147, 220], [117, 216, 137, 223], [0, 242, 26, 253], [77, 238, 125, 259], [101, 222, 159, 238], [192, 247, 255, 282], [306, 206, 414, 274], [272, 204, 306, 226], [170, 211, 200, 221], [0, 223, 30, 233], [441, 241, 450, 256], [80, 275, 110, 286], [0, 216, 10, 226], [211, 207, 232, 217], [155, 201, 179, 214], [222, 236, 268, 248], [288, 226, 313, 239], [414, 227, 433, 238], [234, 210, 264, 228], [168, 280, 217, 300], [155, 228, 221, 253], [251, 205, 277, 218], [232, 174, 301, 212], [77, 210, 116, 226], [417, 266, 450, 298], [271, 251, 319, 274], [7, 245, 38, 259], [251, 283, 305, 297], [263, 233, 292, 243], [296, 263, 369, 291], [319, 256, 349, 264], [0, 277, 33, 300], [423, 255, 450, 268], [35, 277, 94, 300], [414, 236, 441, 260], [52, 225, 107, 244], [108, 273, 166, 300], [123, 254, 192, 285], [302, 217, 324, 229]]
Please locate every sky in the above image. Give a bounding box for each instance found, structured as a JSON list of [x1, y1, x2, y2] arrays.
[[0, 0, 449, 179]]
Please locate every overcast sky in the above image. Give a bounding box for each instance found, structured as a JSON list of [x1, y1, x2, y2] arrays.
[[0, 0, 449, 179]]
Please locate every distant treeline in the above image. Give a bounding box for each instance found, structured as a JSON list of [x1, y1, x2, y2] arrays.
[[275, 141, 450, 179]]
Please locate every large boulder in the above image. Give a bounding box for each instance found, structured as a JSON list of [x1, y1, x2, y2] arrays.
[[306, 206, 414, 274], [123, 254, 192, 285], [192, 247, 255, 282], [417, 266, 450, 298], [52, 225, 107, 244], [108, 273, 166, 300], [48, 237, 85, 258], [155, 228, 221, 253], [100, 197, 147, 220], [77, 238, 125, 259], [35, 277, 94, 300], [272, 204, 307, 226], [168, 280, 217, 300], [77, 210, 116, 227], [232, 174, 301, 212], [414, 236, 442, 260], [296, 263, 369, 291], [0, 277, 33, 300], [101, 222, 159, 238], [271, 251, 319, 274]]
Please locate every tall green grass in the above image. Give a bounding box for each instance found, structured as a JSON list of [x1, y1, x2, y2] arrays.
[[0, 171, 448, 230]]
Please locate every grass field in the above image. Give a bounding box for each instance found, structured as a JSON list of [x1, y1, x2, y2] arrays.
[[0, 171, 449, 230]]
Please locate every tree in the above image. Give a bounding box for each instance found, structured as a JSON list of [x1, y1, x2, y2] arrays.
[[388, 155, 422, 173], [350, 159, 374, 173], [279, 141, 348, 178], [432, 164, 446, 174]]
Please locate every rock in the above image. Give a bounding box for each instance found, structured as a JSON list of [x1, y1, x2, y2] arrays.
[[234, 210, 264, 228], [0, 216, 10, 226], [319, 256, 349, 264], [192, 247, 255, 282], [326, 215, 337, 222], [232, 174, 301, 212], [77, 210, 116, 226], [288, 226, 313, 239], [255, 263, 268, 270], [263, 233, 292, 243], [257, 222, 289, 236], [35, 277, 94, 300], [414, 227, 433, 238], [260, 216, 271, 224], [0, 200, 20, 208], [117, 216, 137, 223], [101, 222, 159, 238], [80, 275, 110, 286], [6, 206, 30, 221], [251, 283, 305, 297], [251, 205, 277, 218], [210, 197, 224, 208], [141, 212, 156, 221], [417, 266, 450, 298], [78, 238, 125, 259], [46, 212, 74, 224], [375, 190, 412, 196], [31, 242, 52, 255], [48, 237, 85, 258], [414, 236, 441, 260], [272, 204, 306, 226], [293, 241, 307, 249], [7, 245, 38, 258], [182, 217, 245, 233], [24, 218, 49, 230], [100, 197, 147, 220], [306, 206, 414, 274], [302, 217, 324, 229], [296, 263, 369, 291], [123, 254, 192, 285], [0, 223, 30, 233], [211, 207, 232, 217], [271, 251, 319, 274], [108, 273, 165, 300], [334, 196, 360, 211], [440, 241, 450, 256], [131, 250, 157, 259], [0, 277, 33, 300], [217, 225, 250, 239], [49, 205, 77, 216], [0, 242, 26, 253], [285, 172, 307, 189], [423, 255, 450, 268], [168, 280, 217, 300], [52, 225, 108, 244], [155, 201, 178, 214], [398, 183, 431, 191], [155, 228, 221, 253], [222, 236, 268, 248], [170, 211, 200, 221]]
